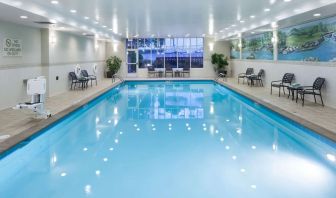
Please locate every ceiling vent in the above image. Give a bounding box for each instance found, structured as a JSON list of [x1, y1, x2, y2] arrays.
[[84, 34, 95, 37]]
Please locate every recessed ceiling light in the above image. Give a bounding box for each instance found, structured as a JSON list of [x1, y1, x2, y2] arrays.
[[264, 8, 271, 12], [314, 13, 321, 17], [20, 15, 28, 19], [250, 15, 255, 18], [70, 9, 77, 13], [94, 21, 99, 24], [240, 20, 245, 23], [284, 0, 291, 2], [84, 16, 89, 20], [167, 34, 171, 37], [102, 25, 107, 28], [50, 19, 57, 24], [251, 32, 255, 34], [51, 1, 59, 4], [82, 33, 87, 36], [231, 24, 236, 27], [59, 26, 65, 29], [109, 28, 113, 31]]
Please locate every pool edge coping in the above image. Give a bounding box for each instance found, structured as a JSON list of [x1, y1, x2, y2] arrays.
[[215, 79, 336, 142]]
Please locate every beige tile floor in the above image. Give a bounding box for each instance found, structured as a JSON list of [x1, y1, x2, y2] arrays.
[[216, 78, 336, 141], [0, 77, 335, 154]]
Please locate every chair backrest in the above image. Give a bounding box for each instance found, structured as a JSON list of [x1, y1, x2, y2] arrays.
[[69, 72, 78, 80], [183, 66, 190, 71], [282, 73, 294, 83], [246, 68, 254, 75], [81, 70, 89, 77], [148, 66, 155, 71], [166, 66, 172, 71], [313, 77, 325, 90], [257, 69, 264, 77]]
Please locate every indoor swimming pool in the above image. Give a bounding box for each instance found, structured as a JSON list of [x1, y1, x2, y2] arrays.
[[0, 80, 335, 198]]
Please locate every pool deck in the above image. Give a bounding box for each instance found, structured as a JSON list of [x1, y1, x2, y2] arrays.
[[216, 78, 336, 142], [0, 77, 336, 155]]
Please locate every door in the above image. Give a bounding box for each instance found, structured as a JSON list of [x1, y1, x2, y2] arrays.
[[127, 50, 138, 77]]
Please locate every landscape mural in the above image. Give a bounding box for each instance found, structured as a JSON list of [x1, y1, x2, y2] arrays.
[[242, 32, 273, 60], [278, 15, 336, 62], [229, 39, 240, 59]]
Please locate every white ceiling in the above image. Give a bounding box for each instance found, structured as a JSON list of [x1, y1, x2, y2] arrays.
[[0, 0, 336, 40]]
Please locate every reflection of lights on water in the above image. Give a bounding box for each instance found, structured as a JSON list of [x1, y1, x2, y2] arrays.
[[187, 127, 191, 131], [220, 137, 224, 142], [114, 107, 118, 115], [251, 145, 257, 150], [226, 119, 230, 122], [83, 147, 88, 151], [215, 130, 219, 134], [115, 139, 119, 144], [50, 153, 57, 166], [96, 117, 100, 124], [152, 128, 156, 131], [85, 185, 92, 195], [186, 123, 189, 127], [152, 124, 155, 127], [232, 155, 237, 160], [114, 119, 118, 126], [210, 125, 215, 134], [169, 127, 172, 131], [60, 172, 67, 177], [210, 104, 214, 114], [240, 169, 246, 173], [203, 127, 207, 131], [202, 123, 206, 127], [225, 146, 230, 150], [250, 185, 257, 189], [120, 131, 123, 135], [108, 120, 112, 124], [236, 128, 242, 134], [272, 144, 278, 151], [95, 170, 101, 176], [96, 130, 102, 139], [134, 124, 138, 127], [137, 128, 140, 131], [109, 147, 114, 151], [103, 158, 108, 162], [326, 154, 335, 162], [168, 123, 172, 127], [239, 116, 242, 121]]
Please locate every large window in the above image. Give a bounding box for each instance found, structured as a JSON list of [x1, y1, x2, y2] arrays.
[[126, 37, 203, 68]]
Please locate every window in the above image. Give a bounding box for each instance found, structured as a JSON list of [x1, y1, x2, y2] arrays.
[[126, 37, 203, 68]]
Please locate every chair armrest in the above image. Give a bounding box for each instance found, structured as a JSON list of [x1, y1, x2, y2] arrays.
[[271, 80, 281, 85]]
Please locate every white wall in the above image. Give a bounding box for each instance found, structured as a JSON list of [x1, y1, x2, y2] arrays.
[[47, 30, 107, 97], [0, 20, 43, 110], [0, 20, 114, 110], [231, 59, 336, 108]]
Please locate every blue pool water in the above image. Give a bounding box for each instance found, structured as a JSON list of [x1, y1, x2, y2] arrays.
[[0, 81, 335, 198]]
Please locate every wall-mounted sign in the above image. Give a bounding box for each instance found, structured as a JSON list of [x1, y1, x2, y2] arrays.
[[3, 38, 22, 57]]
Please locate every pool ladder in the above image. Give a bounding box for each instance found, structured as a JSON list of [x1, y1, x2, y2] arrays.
[[112, 74, 124, 83], [215, 73, 226, 81]]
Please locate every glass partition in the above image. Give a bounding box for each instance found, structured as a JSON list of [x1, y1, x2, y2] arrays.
[[126, 37, 203, 68]]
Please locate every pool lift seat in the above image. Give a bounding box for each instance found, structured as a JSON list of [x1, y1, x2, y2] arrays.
[[13, 76, 51, 119]]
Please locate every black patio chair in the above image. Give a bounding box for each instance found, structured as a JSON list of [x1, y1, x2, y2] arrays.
[[81, 70, 97, 86], [69, 72, 88, 90], [238, 68, 254, 84], [271, 73, 295, 97], [297, 77, 325, 106], [147, 66, 156, 78], [165, 66, 173, 77], [248, 69, 264, 87], [182, 66, 190, 78]]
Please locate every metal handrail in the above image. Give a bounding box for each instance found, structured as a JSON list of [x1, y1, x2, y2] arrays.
[[112, 74, 124, 83]]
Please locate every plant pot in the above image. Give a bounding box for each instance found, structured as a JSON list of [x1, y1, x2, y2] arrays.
[[106, 71, 115, 78], [217, 68, 227, 75]]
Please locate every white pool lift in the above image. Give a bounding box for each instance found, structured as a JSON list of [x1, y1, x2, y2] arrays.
[[13, 76, 51, 119]]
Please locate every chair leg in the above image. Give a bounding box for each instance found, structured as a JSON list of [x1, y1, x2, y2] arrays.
[[278, 87, 281, 97], [271, 86, 273, 94], [313, 94, 317, 103], [320, 94, 324, 106], [283, 86, 286, 96], [302, 94, 305, 106]]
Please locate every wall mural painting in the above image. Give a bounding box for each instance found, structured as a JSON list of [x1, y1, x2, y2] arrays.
[[278, 16, 336, 62], [242, 32, 273, 60], [229, 39, 240, 59]]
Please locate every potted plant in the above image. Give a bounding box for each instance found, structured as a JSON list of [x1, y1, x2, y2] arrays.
[[106, 56, 122, 78], [211, 53, 229, 75]]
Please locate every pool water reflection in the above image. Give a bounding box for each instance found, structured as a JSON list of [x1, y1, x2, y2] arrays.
[[0, 81, 335, 198]]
